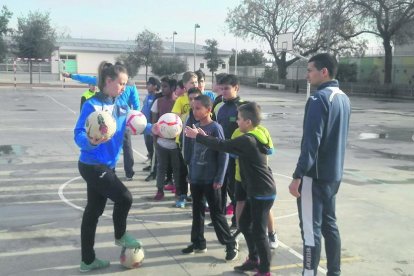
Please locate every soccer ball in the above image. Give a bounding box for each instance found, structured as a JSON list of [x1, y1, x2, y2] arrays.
[[85, 111, 116, 140], [157, 113, 183, 139], [120, 247, 145, 269], [126, 110, 147, 135]]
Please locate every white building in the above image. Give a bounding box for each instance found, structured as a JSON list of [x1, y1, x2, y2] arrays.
[[53, 37, 232, 78]]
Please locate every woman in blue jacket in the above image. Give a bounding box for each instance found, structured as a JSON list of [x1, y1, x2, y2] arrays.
[[74, 62, 141, 272], [63, 67, 140, 180]]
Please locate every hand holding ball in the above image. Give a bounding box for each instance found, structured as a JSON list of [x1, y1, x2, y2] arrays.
[[86, 111, 117, 145]]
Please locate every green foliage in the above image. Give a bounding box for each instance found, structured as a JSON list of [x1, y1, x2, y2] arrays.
[[203, 39, 224, 74], [0, 6, 12, 62], [260, 66, 278, 83], [152, 56, 188, 77], [342, 0, 414, 84], [229, 49, 265, 66], [13, 11, 56, 84], [117, 53, 140, 78], [336, 63, 358, 82], [130, 29, 163, 80], [14, 11, 56, 59]]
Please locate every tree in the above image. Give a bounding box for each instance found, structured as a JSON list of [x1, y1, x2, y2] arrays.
[[393, 21, 414, 45], [0, 6, 12, 62], [340, 0, 414, 84], [203, 39, 224, 84], [151, 56, 188, 77], [226, 0, 366, 80], [13, 11, 56, 84], [130, 30, 163, 81], [336, 63, 358, 82], [116, 53, 141, 79], [229, 49, 265, 66]]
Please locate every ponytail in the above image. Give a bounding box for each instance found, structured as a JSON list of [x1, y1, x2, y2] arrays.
[[97, 61, 128, 92]]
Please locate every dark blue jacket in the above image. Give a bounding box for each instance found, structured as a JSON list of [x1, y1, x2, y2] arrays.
[[74, 92, 130, 168], [213, 96, 245, 139], [188, 121, 229, 185], [293, 80, 351, 182]]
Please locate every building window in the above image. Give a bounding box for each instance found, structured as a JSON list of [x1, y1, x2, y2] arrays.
[[222, 63, 226, 69], [60, 54, 76, 60], [200, 63, 204, 69]]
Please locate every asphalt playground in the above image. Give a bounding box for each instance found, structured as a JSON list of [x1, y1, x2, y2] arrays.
[[0, 85, 413, 276]]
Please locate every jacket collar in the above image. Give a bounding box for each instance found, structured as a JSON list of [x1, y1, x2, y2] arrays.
[[317, 80, 339, 90], [223, 96, 240, 104]]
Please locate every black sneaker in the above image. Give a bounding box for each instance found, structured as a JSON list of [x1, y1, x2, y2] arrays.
[[234, 258, 259, 272], [145, 173, 156, 182], [181, 244, 207, 254], [142, 165, 151, 172], [206, 221, 214, 228], [225, 241, 239, 261], [268, 231, 279, 249]]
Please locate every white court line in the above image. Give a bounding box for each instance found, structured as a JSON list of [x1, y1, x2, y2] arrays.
[[58, 147, 326, 274], [44, 94, 77, 115], [132, 148, 147, 159]]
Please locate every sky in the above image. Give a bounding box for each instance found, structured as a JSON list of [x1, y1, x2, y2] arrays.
[[2, 0, 270, 52]]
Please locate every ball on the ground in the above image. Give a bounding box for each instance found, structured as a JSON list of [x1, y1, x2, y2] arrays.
[[85, 111, 116, 140], [120, 247, 145, 269], [126, 110, 147, 135], [157, 113, 183, 139]]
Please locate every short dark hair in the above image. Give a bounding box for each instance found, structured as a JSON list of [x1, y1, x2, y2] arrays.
[[215, 73, 227, 84], [238, 102, 261, 127], [308, 53, 338, 78], [218, 74, 239, 86], [177, 80, 184, 89], [147, 77, 161, 90], [194, 94, 212, 109], [187, 87, 202, 96], [195, 69, 205, 81], [161, 76, 177, 91]]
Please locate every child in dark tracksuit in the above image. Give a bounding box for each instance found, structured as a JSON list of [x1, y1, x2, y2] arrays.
[[182, 95, 238, 262], [185, 102, 276, 276]]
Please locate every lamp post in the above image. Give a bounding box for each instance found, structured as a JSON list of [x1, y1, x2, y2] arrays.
[[194, 24, 200, 71], [173, 31, 177, 55], [235, 37, 238, 75]]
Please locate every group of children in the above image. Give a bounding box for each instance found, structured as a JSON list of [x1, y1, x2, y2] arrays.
[[73, 63, 277, 275], [140, 71, 278, 275]]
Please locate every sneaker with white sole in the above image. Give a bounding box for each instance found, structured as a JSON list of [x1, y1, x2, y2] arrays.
[[79, 258, 110, 272], [225, 241, 239, 261], [268, 231, 279, 249], [115, 232, 142, 249], [175, 195, 186, 208]]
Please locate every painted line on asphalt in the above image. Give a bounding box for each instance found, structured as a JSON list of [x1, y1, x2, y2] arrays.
[[58, 149, 325, 274], [270, 256, 359, 272], [44, 94, 77, 115]]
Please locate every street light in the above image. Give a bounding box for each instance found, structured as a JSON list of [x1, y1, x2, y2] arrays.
[[194, 24, 200, 71], [173, 31, 177, 55]]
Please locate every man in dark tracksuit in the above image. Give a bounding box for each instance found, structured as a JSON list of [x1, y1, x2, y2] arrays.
[[289, 53, 351, 276]]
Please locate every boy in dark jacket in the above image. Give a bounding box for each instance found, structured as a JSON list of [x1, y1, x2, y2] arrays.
[[182, 95, 238, 262], [185, 102, 276, 276]]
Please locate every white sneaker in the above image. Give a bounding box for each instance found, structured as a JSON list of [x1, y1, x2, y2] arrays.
[[268, 232, 279, 249]]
